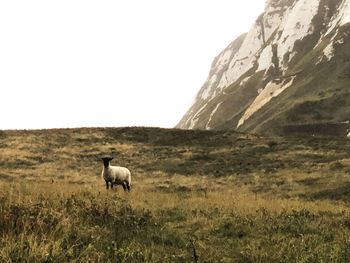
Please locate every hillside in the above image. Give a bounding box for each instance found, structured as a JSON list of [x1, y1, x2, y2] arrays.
[[2, 127, 350, 186], [2, 127, 350, 261], [177, 0, 350, 135]]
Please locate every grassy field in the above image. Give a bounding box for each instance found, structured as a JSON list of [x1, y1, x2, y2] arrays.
[[1, 127, 350, 262]]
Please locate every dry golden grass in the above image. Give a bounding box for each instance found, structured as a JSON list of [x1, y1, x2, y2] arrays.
[[2, 127, 350, 262], [2, 174, 350, 262]]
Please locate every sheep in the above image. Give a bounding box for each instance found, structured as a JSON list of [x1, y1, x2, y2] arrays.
[[101, 157, 131, 191]]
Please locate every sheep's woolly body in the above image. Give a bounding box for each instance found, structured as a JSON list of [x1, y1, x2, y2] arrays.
[[102, 165, 131, 185], [101, 157, 131, 191]]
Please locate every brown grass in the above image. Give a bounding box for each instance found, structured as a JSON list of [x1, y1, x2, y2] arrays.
[[1, 127, 350, 262]]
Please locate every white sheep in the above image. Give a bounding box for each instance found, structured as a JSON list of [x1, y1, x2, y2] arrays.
[[101, 157, 131, 191]]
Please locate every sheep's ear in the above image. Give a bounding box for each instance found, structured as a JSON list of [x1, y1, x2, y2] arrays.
[[109, 157, 114, 161]]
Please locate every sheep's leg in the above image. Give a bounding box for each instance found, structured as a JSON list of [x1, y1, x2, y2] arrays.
[[105, 180, 109, 190], [122, 182, 127, 191], [126, 181, 131, 192], [111, 182, 114, 189]]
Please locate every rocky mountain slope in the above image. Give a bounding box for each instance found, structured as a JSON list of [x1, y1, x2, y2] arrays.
[[177, 0, 350, 135]]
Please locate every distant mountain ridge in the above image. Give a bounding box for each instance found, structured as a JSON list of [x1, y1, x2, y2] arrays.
[[177, 0, 350, 136]]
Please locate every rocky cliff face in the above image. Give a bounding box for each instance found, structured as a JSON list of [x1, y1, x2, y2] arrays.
[[177, 0, 350, 135]]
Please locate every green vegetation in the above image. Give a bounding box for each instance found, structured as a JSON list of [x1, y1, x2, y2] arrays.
[[1, 127, 350, 262]]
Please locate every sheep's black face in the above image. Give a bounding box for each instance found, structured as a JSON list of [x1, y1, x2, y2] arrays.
[[102, 157, 113, 168]]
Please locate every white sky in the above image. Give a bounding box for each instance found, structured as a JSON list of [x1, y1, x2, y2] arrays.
[[0, 1, 265, 130]]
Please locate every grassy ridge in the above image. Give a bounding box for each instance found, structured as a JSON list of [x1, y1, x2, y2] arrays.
[[1, 127, 350, 262]]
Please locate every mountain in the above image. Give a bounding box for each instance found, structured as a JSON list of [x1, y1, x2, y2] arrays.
[[177, 0, 350, 135]]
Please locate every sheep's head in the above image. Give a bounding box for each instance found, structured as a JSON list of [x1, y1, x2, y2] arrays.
[[102, 157, 113, 168]]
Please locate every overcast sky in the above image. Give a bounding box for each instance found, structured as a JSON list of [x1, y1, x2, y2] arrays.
[[0, 1, 265, 130]]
